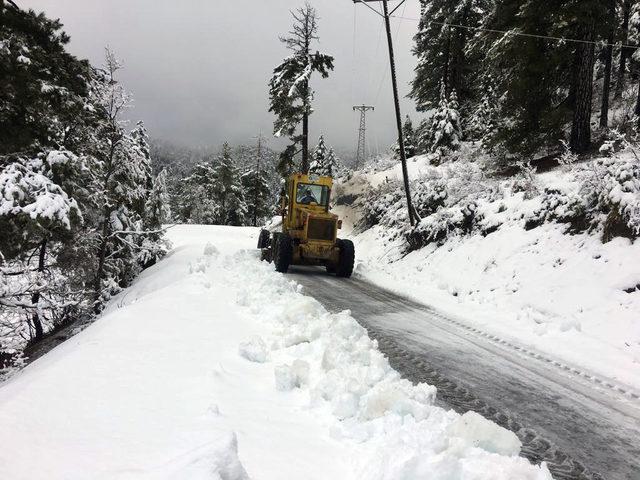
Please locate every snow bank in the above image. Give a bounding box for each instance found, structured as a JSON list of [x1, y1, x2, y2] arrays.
[[0, 225, 552, 480], [224, 240, 552, 479], [334, 154, 640, 391]]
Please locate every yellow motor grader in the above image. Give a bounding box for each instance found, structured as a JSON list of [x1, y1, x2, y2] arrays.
[[257, 173, 355, 277]]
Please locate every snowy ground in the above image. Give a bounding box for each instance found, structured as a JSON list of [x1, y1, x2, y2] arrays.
[[0, 225, 551, 480], [334, 154, 640, 392]]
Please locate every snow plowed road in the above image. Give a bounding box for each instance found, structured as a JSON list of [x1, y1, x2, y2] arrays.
[[290, 266, 640, 480]]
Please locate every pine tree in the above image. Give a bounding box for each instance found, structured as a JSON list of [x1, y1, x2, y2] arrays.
[[410, 0, 493, 111], [415, 118, 431, 155], [88, 50, 157, 307], [478, 0, 609, 155], [324, 148, 340, 177], [140, 169, 171, 268], [180, 161, 218, 224], [0, 4, 93, 155], [268, 3, 334, 175], [213, 143, 248, 226], [310, 135, 328, 172], [310, 136, 340, 176], [430, 86, 463, 159], [468, 77, 500, 147], [242, 168, 273, 226], [0, 150, 83, 340]]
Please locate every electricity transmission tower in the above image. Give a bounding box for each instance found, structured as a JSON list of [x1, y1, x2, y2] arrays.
[[352, 0, 417, 225], [353, 105, 374, 169]]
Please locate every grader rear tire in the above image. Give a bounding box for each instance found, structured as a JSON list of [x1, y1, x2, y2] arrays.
[[274, 234, 292, 273], [335, 239, 355, 278]]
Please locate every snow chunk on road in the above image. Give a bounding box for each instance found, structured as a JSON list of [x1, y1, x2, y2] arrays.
[[204, 241, 219, 257], [239, 336, 268, 363], [449, 411, 521, 456], [275, 359, 310, 391]]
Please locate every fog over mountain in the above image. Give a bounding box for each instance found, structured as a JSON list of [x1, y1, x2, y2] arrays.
[[22, 0, 422, 153]]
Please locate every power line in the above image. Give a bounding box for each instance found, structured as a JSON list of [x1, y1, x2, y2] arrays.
[[391, 16, 640, 50], [373, 1, 407, 105]]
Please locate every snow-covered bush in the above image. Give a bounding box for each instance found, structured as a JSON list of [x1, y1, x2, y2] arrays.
[[525, 187, 587, 232], [580, 154, 640, 241], [413, 175, 448, 218], [510, 161, 540, 200], [407, 205, 473, 249], [358, 180, 407, 230]]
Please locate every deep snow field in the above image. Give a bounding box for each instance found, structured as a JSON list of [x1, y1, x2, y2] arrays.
[[334, 155, 640, 392], [0, 225, 551, 480]]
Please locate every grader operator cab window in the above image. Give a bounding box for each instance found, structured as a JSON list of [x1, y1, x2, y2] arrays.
[[296, 183, 330, 208]]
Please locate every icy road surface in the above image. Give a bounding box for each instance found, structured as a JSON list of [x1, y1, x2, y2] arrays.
[[291, 266, 640, 480]]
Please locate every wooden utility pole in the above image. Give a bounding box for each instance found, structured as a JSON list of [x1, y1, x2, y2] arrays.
[[352, 0, 416, 226]]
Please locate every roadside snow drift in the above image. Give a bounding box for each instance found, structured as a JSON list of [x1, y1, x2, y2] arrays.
[[0, 225, 552, 480], [334, 154, 640, 391]]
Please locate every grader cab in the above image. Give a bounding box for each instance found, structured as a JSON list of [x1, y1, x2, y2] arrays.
[[257, 173, 355, 277]]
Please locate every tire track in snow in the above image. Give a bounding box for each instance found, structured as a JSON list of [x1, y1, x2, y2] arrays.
[[289, 266, 640, 480]]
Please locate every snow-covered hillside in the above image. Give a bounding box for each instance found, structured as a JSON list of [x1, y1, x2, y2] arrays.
[[0, 225, 551, 480], [334, 153, 640, 391]]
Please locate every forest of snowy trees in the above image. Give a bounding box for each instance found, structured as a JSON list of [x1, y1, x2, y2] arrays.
[[0, 5, 171, 369], [406, 0, 640, 164]]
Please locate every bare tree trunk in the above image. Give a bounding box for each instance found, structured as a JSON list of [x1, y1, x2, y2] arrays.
[[570, 25, 596, 153], [600, 0, 616, 128], [30, 240, 47, 341], [615, 0, 632, 99], [301, 76, 309, 174]]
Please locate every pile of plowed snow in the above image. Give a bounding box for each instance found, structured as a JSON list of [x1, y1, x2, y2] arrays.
[[0, 225, 551, 480]]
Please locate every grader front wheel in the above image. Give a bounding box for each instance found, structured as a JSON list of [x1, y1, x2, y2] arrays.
[[335, 239, 355, 278], [257, 229, 271, 249], [274, 234, 293, 273]]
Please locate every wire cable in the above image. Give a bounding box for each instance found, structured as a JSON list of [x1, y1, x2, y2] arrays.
[[373, 1, 408, 106], [390, 16, 640, 50]]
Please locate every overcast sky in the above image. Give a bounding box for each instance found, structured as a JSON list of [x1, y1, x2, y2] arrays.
[[22, 0, 423, 154]]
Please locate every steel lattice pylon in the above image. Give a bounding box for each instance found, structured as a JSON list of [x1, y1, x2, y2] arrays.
[[353, 105, 374, 169]]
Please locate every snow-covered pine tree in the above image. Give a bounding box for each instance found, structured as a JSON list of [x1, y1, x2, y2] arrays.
[[180, 161, 219, 224], [268, 3, 334, 175], [430, 86, 463, 160], [0, 4, 93, 156], [213, 143, 248, 226], [87, 50, 157, 308], [242, 167, 273, 226], [410, 0, 492, 111], [478, 0, 608, 155], [310, 135, 328, 173], [415, 118, 431, 156], [0, 150, 83, 341], [467, 77, 500, 148], [140, 168, 171, 268], [394, 116, 418, 159], [324, 148, 340, 177], [310, 136, 341, 176]]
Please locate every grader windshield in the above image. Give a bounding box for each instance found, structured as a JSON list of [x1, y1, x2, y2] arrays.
[[295, 183, 330, 207]]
